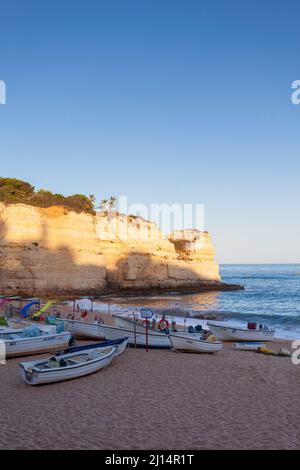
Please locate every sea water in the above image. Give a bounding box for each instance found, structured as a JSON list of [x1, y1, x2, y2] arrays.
[[85, 265, 300, 340]]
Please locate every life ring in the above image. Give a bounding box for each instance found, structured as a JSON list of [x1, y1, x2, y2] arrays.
[[158, 318, 169, 332]]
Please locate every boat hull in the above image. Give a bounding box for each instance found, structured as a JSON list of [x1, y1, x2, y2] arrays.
[[113, 315, 204, 339], [234, 342, 266, 351], [60, 319, 105, 340], [207, 323, 275, 342], [101, 324, 171, 349], [113, 315, 165, 335], [170, 334, 223, 353], [3, 332, 71, 358], [19, 347, 116, 385]]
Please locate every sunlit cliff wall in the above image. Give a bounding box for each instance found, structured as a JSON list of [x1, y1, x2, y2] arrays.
[[0, 202, 223, 297]]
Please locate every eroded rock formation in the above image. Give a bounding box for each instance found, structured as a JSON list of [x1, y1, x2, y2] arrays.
[[0, 202, 240, 297]]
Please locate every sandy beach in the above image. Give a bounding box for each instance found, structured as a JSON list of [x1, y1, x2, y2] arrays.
[[1, 335, 300, 450]]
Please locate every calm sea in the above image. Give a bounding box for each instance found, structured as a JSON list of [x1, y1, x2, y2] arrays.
[[92, 264, 300, 339]]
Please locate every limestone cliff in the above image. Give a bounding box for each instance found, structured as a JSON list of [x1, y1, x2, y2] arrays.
[[0, 202, 239, 297]]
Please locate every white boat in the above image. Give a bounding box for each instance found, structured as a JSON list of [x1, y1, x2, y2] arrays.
[[59, 319, 105, 340], [169, 334, 223, 353], [19, 345, 117, 385], [207, 322, 275, 342], [234, 342, 266, 351], [113, 315, 169, 335], [113, 314, 204, 337], [101, 323, 171, 349], [0, 328, 71, 358]]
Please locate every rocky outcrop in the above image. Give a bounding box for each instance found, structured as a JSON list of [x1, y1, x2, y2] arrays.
[[0, 203, 241, 297]]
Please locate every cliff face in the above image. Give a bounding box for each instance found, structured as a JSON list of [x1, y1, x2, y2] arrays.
[[0, 202, 224, 297]]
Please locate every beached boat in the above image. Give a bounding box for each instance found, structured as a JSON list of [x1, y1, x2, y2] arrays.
[[61, 336, 129, 356], [19, 345, 117, 385], [234, 342, 266, 351], [101, 323, 171, 349], [113, 315, 169, 335], [0, 328, 71, 358], [169, 334, 223, 353], [59, 319, 105, 340], [113, 314, 204, 339], [207, 322, 275, 342]]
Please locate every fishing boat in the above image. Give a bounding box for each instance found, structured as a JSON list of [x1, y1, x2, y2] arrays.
[[101, 323, 171, 349], [113, 314, 169, 335], [61, 336, 129, 356], [59, 319, 105, 340], [207, 322, 275, 342], [113, 314, 204, 339], [0, 327, 71, 358], [169, 333, 223, 353], [19, 345, 117, 385]]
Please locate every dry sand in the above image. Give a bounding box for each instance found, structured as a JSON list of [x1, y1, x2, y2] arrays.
[[1, 337, 300, 450]]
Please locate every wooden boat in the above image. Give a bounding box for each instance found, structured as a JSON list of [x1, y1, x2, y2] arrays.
[[207, 322, 275, 342], [0, 328, 71, 358], [101, 323, 171, 349], [19, 345, 117, 385], [61, 336, 129, 356], [169, 334, 223, 353], [59, 319, 105, 340], [234, 342, 266, 351]]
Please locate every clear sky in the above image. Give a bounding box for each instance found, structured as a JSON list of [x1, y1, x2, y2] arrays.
[[0, 1, 299, 263]]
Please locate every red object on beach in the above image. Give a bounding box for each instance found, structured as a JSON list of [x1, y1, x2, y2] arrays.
[[158, 318, 169, 332], [145, 318, 149, 352], [81, 310, 88, 321]]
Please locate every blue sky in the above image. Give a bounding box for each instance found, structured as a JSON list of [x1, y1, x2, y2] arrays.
[[0, 1, 299, 263]]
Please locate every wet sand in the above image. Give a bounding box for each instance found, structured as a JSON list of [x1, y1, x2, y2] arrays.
[[1, 339, 300, 450]]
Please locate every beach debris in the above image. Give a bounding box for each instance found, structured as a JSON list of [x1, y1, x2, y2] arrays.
[[257, 346, 292, 357], [278, 347, 292, 357], [257, 346, 275, 355]]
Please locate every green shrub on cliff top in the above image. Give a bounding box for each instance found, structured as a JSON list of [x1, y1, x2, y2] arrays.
[[0, 177, 35, 203], [0, 177, 95, 214]]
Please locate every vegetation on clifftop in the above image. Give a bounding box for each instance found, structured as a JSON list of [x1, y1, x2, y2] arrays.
[[0, 177, 95, 214]]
